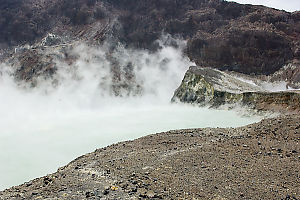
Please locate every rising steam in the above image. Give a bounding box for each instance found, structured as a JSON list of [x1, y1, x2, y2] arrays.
[[0, 37, 261, 190]]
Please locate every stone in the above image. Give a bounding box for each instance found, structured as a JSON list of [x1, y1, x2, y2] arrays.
[[102, 189, 109, 195], [277, 149, 282, 153], [146, 190, 155, 198]]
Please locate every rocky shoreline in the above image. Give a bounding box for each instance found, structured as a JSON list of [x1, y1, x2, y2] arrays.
[[1, 114, 299, 199]]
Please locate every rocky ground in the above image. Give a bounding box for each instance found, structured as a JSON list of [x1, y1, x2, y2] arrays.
[[1, 114, 299, 200]]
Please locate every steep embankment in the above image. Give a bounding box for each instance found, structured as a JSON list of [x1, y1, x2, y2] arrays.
[[0, 115, 299, 199], [173, 66, 300, 113]]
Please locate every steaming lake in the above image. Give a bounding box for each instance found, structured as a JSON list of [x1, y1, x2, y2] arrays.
[[0, 102, 262, 190], [0, 42, 262, 190]]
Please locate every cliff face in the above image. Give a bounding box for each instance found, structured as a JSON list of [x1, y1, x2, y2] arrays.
[[187, 9, 300, 75], [172, 66, 300, 113], [0, 0, 299, 75]]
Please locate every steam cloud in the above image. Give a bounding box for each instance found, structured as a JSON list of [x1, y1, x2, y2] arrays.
[[0, 37, 261, 190]]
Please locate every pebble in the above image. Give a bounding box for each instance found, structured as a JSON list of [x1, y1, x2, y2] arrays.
[[277, 148, 282, 153], [146, 190, 155, 198], [258, 141, 262, 145], [130, 187, 137, 192], [85, 191, 94, 198], [102, 189, 109, 195]]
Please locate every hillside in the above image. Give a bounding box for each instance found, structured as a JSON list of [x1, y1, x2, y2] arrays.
[[0, 0, 299, 75]]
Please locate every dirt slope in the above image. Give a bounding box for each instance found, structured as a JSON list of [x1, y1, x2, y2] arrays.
[[1, 115, 299, 199]]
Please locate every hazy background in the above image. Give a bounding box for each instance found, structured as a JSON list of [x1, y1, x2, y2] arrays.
[[230, 0, 300, 12]]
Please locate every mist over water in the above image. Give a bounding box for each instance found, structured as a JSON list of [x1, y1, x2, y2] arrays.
[[0, 39, 261, 190]]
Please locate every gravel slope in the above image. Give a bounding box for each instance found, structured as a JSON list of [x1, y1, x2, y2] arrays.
[[0, 115, 299, 200]]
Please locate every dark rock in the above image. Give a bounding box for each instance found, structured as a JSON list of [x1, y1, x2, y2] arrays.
[[130, 187, 137, 193], [102, 189, 109, 195], [26, 183, 32, 187], [43, 177, 52, 185], [85, 191, 94, 198], [188, 29, 293, 75], [0, 0, 299, 76], [277, 148, 282, 153]]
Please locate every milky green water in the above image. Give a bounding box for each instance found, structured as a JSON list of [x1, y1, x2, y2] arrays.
[[0, 103, 262, 190]]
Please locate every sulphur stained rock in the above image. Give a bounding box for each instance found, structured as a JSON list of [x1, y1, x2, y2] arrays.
[[172, 66, 300, 113]]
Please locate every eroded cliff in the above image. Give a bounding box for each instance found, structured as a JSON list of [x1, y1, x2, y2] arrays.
[[172, 66, 300, 113]]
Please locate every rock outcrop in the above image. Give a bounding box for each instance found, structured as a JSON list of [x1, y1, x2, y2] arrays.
[[267, 63, 300, 88], [172, 66, 300, 113]]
